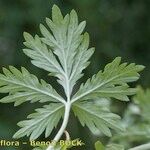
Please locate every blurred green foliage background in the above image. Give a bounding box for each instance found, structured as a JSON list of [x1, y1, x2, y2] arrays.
[[0, 0, 150, 150]]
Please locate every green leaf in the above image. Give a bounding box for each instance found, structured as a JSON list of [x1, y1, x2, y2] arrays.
[[73, 101, 124, 137], [23, 5, 93, 96], [0, 4, 145, 146], [13, 103, 64, 140], [72, 57, 144, 103], [0, 67, 65, 105], [95, 141, 105, 150], [23, 32, 64, 78], [43, 5, 86, 76]]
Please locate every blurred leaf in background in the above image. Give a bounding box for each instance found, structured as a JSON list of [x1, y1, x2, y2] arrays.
[[111, 87, 150, 149]]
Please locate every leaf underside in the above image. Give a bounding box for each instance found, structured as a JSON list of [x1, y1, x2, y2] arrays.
[[73, 102, 124, 137], [13, 103, 64, 140], [0, 4, 145, 142], [0, 66, 64, 106], [72, 57, 144, 103]]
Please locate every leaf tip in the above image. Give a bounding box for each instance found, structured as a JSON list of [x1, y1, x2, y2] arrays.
[[23, 32, 33, 41], [136, 65, 145, 72], [13, 132, 19, 139], [52, 4, 61, 14], [115, 56, 122, 62]]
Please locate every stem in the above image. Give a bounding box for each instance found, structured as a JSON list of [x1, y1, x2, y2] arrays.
[[129, 143, 150, 150], [64, 130, 71, 140], [46, 102, 71, 150], [46, 44, 72, 150]]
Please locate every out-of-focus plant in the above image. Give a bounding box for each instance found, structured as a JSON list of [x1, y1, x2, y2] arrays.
[[95, 141, 124, 150], [109, 87, 150, 150]]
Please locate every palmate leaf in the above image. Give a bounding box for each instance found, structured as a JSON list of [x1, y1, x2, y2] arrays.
[[0, 66, 65, 106], [0, 4, 145, 145], [73, 101, 124, 137], [13, 103, 64, 140], [72, 57, 144, 103], [0, 4, 94, 142]]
